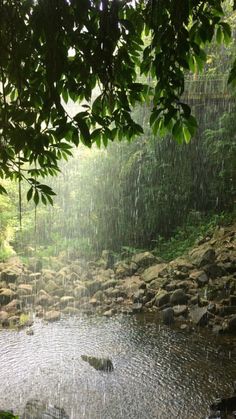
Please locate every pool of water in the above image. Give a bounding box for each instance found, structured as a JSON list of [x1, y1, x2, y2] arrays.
[[0, 314, 235, 418]]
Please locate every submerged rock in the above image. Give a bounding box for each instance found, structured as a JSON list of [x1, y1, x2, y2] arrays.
[[22, 398, 69, 419], [209, 395, 236, 418], [81, 355, 114, 372], [162, 307, 174, 325]]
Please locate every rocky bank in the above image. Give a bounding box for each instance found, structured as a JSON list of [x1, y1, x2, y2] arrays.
[[0, 223, 235, 335]]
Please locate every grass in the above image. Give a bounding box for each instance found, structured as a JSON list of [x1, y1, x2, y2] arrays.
[[152, 210, 236, 262]]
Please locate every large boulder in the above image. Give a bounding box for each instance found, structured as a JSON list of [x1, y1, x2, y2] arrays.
[[81, 355, 114, 372], [119, 275, 144, 298], [141, 263, 168, 283], [35, 291, 53, 307], [115, 261, 137, 278], [0, 288, 17, 305], [0, 269, 19, 283], [189, 244, 216, 267], [154, 290, 170, 307], [189, 306, 208, 326], [22, 398, 69, 419], [131, 252, 159, 269], [170, 289, 188, 305], [44, 279, 59, 294], [189, 270, 208, 287]]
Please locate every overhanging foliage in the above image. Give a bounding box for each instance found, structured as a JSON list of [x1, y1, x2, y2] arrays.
[[0, 0, 233, 202]]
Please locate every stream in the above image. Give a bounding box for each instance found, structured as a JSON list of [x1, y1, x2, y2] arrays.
[[0, 314, 236, 419]]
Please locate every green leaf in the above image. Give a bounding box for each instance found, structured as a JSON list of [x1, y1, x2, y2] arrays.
[[183, 125, 191, 143], [27, 187, 33, 201], [33, 190, 39, 206], [216, 27, 223, 44], [0, 184, 7, 195], [74, 114, 91, 146], [172, 120, 184, 144]]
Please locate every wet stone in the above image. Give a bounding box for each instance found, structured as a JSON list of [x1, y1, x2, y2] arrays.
[[131, 302, 143, 313], [170, 289, 188, 305], [162, 307, 174, 325], [189, 306, 208, 326], [81, 355, 114, 372], [173, 305, 188, 317]]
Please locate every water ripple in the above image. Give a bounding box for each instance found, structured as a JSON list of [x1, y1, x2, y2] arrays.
[[0, 315, 236, 418]]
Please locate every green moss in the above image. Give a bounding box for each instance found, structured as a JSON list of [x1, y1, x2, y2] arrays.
[[19, 313, 30, 327]]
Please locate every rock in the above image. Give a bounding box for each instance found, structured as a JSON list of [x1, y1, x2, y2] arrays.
[[101, 279, 118, 290], [162, 307, 174, 325], [230, 295, 236, 306], [62, 306, 80, 315], [0, 310, 9, 322], [103, 309, 115, 317], [180, 324, 189, 331], [116, 297, 124, 303], [141, 263, 168, 283], [218, 306, 236, 316], [0, 269, 19, 283], [18, 284, 33, 293], [227, 315, 236, 333], [189, 306, 208, 326], [173, 305, 188, 317], [154, 290, 170, 307], [35, 292, 53, 307], [149, 277, 168, 290], [131, 251, 158, 269], [204, 263, 226, 279], [73, 285, 90, 298], [189, 245, 216, 267], [190, 270, 208, 287], [0, 288, 16, 305], [44, 310, 61, 322], [60, 296, 74, 306], [210, 396, 236, 417], [119, 275, 143, 297], [212, 324, 223, 335], [169, 257, 194, 272], [8, 315, 20, 325], [115, 261, 137, 278], [4, 299, 21, 312], [131, 302, 143, 313], [84, 280, 103, 294], [93, 290, 106, 302], [26, 328, 34, 335], [81, 355, 114, 372], [89, 297, 98, 306], [22, 399, 69, 419], [207, 303, 216, 314], [133, 289, 145, 302], [44, 279, 59, 294], [170, 289, 188, 305]]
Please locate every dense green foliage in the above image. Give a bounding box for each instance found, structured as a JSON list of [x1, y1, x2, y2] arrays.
[[0, 0, 235, 201], [1, 89, 232, 261], [0, 412, 18, 419]]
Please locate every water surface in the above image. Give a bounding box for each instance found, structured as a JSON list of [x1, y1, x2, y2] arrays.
[[0, 315, 235, 418]]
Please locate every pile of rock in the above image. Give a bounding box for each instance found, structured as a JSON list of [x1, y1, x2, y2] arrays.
[[0, 223, 235, 335]]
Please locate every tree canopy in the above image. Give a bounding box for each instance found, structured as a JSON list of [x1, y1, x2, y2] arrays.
[[0, 0, 234, 203]]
